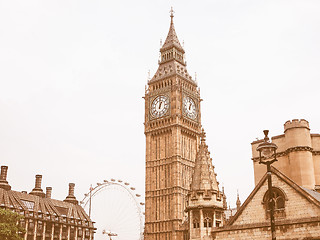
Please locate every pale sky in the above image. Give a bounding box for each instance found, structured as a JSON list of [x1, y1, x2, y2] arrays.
[[1, 0, 320, 239]]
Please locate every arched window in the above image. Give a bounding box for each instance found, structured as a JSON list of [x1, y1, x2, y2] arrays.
[[193, 218, 199, 228], [203, 213, 212, 228], [263, 187, 287, 218], [203, 217, 212, 228]]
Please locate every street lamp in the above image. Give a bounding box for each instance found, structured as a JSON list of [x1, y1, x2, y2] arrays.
[[256, 130, 278, 240]]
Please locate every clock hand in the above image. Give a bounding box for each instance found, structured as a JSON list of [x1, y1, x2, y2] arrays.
[[159, 102, 162, 110]]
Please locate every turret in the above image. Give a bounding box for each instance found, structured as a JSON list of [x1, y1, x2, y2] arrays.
[[186, 129, 224, 240], [222, 187, 227, 210], [236, 191, 241, 210], [284, 119, 315, 189]]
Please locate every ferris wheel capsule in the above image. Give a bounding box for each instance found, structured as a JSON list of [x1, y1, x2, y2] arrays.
[[130, 187, 136, 190], [125, 182, 129, 185], [111, 179, 115, 182]]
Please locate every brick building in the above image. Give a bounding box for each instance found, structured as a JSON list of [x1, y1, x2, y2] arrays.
[[0, 166, 95, 240]]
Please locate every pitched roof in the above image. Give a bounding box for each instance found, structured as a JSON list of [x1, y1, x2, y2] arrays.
[[0, 188, 93, 226], [160, 13, 184, 53], [227, 167, 320, 226], [190, 130, 219, 192]]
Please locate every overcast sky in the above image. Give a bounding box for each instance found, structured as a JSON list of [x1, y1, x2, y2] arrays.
[[1, 0, 320, 238]]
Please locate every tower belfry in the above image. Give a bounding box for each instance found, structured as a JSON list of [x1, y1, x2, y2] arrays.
[[144, 10, 202, 240]]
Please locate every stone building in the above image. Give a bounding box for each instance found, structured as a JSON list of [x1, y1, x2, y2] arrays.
[[251, 119, 320, 190], [144, 10, 320, 240], [185, 130, 225, 240], [0, 166, 95, 240], [211, 167, 320, 239], [143, 10, 225, 240], [210, 120, 320, 239]]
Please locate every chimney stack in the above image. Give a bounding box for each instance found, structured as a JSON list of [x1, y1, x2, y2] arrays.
[[0, 166, 11, 190], [64, 183, 78, 205], [46, 187, 52, 198], [29, 175, 45, 197]]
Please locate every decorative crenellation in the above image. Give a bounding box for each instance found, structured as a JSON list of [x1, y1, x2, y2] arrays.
[[252, 145, 314, 161], [181, 118, 201, 130], [147, 117, 173, 129], [149, 128, 172, 137], [284, 119, 310, 132]]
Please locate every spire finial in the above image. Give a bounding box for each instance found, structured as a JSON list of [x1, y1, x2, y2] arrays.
[[236, 190, 241, 210], [170, 7, 175, 20], [263, 130, 270, 142]]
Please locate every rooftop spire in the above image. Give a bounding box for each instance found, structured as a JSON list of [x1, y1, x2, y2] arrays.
[[190, 129, 219, 192], [170, 6, 174, 20], [160, 8, 184, 53], [236, 190, 241, 210]]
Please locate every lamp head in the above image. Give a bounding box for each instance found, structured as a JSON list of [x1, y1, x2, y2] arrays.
[[256, 130, 278, 161]]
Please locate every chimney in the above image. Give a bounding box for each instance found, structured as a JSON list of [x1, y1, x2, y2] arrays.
[[64, 183, 78, 205], [46, 187, 52, 199], [0, 166, 11, 190], [29, 175, 45, 197]]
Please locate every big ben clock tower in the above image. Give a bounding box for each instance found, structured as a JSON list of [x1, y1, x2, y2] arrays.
[[144, 10, 202, 240]]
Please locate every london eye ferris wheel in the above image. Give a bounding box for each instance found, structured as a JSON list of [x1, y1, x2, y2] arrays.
[[80, 179, 145, 240]]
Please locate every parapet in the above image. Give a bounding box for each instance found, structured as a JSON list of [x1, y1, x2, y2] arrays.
[[284, 119, 310, 132]]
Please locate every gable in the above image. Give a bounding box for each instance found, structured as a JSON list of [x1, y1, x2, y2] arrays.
[[229, 168, 320, 226]]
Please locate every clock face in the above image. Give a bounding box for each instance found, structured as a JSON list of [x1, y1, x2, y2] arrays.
[[151, 95, 169, 118], [183, 96, 197, 120]]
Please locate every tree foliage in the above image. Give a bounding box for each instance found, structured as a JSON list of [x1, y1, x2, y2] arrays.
[[0, 208, 25, 240]]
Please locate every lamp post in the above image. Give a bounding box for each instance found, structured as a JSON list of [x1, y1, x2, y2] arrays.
[[256, 130, 278, 240]]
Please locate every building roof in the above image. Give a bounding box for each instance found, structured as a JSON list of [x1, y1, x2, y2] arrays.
[[0, 188, 91, 223], [190, 129, 219, 192], [0, 166, 94, 228], [160, 9, 184, 53], [149, 9, 196, 84], [226, 166, 320, 226], [301, 186, 320, 202]]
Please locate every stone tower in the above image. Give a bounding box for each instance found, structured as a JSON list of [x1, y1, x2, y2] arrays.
[[251, 119, 320, 190], [144, 10, 202, 240], [185, 130, 224, 240]]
